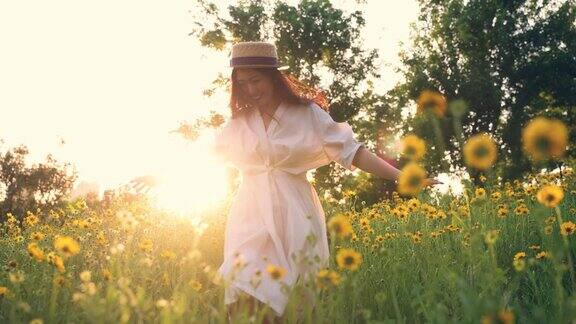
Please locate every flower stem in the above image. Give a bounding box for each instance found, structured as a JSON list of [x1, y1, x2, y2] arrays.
[[555, 206, 576, 290]]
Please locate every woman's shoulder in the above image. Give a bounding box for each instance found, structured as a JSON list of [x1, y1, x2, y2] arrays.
[[284, 100, 325, 118]]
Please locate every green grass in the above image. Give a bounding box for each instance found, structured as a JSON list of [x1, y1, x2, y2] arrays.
[[0, 167, 575, 324]]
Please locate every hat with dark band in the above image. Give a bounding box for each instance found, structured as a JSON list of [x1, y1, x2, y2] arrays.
[[230, 41, 289, 70]]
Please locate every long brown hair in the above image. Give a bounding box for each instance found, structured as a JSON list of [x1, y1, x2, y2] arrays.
[[229, 67, 328, 119]]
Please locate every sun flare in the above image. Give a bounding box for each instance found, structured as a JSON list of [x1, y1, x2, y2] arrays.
[[146, 133, 229, 215]]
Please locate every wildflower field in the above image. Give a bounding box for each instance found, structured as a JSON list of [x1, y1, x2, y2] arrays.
[[1, 161, 575, 323], [1, 93, 575, 324]]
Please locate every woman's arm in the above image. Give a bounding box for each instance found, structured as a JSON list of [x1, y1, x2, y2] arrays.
[[351, 146, 442, 185], [351, 146, 401, 181]]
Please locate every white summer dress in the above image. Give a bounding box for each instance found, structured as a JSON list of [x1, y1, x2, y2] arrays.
[[212, 100, 363, 316]]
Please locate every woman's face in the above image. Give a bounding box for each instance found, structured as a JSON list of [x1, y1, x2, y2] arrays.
[[235, 68, 276, 108]]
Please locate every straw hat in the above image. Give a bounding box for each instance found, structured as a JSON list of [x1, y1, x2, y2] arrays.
[[230, 41, 289, 70]]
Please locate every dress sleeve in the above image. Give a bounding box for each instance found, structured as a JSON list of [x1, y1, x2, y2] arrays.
[[311, 103, 363, 171], [211, 119, 233, 163]]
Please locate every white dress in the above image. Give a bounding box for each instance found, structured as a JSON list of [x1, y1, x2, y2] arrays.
[[212, 100, 363, 316]]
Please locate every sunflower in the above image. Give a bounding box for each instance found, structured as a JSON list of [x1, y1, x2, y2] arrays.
[[54, 236, 80, 257], [522, 117, 568, 162], [417, 90, 447, 117], [536, 251, 549, 259], [27, 242, 45, 262], [266, 264, 286, 281], [316, 269, 341, 289], [336, 248, 363, 271], [560, 221, 575, 236], [30, 231, 45, 241], [400, 134, 426, 161], [463, 133, 498, 170], [398, 163, 427, 196], [24, 212, 39, 227], [475, 188, 487, 199], [327, 214, 353, 239], [536, 184, 564, 208], [47, 252, 65, 273], [513, 251, 526, 261]]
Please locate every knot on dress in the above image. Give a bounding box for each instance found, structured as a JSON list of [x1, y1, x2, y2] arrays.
[[242, 162, 305, 179]]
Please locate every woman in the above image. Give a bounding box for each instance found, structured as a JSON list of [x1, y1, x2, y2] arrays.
[[214, 41, 438, 322]]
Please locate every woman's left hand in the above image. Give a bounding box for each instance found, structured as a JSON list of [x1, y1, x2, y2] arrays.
[[424, 177, 443, 186]]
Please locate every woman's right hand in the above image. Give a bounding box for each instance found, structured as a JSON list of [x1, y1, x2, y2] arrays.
[[129, 175, 160, 194]]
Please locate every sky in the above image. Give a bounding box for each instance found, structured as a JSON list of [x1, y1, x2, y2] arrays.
[[0, 1, 426, 213]]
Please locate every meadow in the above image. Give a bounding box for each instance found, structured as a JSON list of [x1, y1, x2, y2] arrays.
[[0, 160, 574, 323], [1, 95, 574, 324]]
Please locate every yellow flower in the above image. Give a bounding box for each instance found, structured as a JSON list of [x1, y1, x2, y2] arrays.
[[27, 243, 46, 262], [407, 198, 421, 211], [189, 279, 203, 292], [336, 248, 363, 271], [327, 214, 353, 239], [161, 250, 176, 260], [29, 319, 44, 324], [536, 251, 549, 259], [79, 271, 92, 283], [536, 185, 564, 208], [498, 205, 508, 217], [9, 271, 25, 283], [24, 212, 40, 227], [30, 231, 45, 241], [96, 231, 107, 246], [544, 225, 553, 235], [266, 264, 286, 281], [316, 269, 341, 289], [475, 188, 487, 199], [54, 236, 80, 257], [513, 258, 525, 272], [139, 238, 153, 253], [101, 268, 112, 281], [481, 309, 515, 324], [53, 276, 66, 287], [417, 90, 447, 117], [522, 117, 568, 162], [484, 230, 499, 245], [47, 252, 66, 273], [497, 309, 515, 324], [0, 286, 9, 297], [560, 221, 575, 236], [514, 204, 529, 216], [398, 163, 427, 196], [359, 217, 370, 228], [513, 252, 526, 261], [400, 134, 426, 161], [463, 133, 498, 170]]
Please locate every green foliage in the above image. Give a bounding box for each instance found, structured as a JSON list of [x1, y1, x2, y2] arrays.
[[0, 144, 77, 221], [394, 0, 576, 178]]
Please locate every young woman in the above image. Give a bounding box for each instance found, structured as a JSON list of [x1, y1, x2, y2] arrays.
[[214, 41, 439, 323]]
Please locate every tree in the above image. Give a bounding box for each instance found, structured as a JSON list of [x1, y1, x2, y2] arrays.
[[0, 144, 77, 220], [190, 0, 400, 203], [393, 0, 576, 179]]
